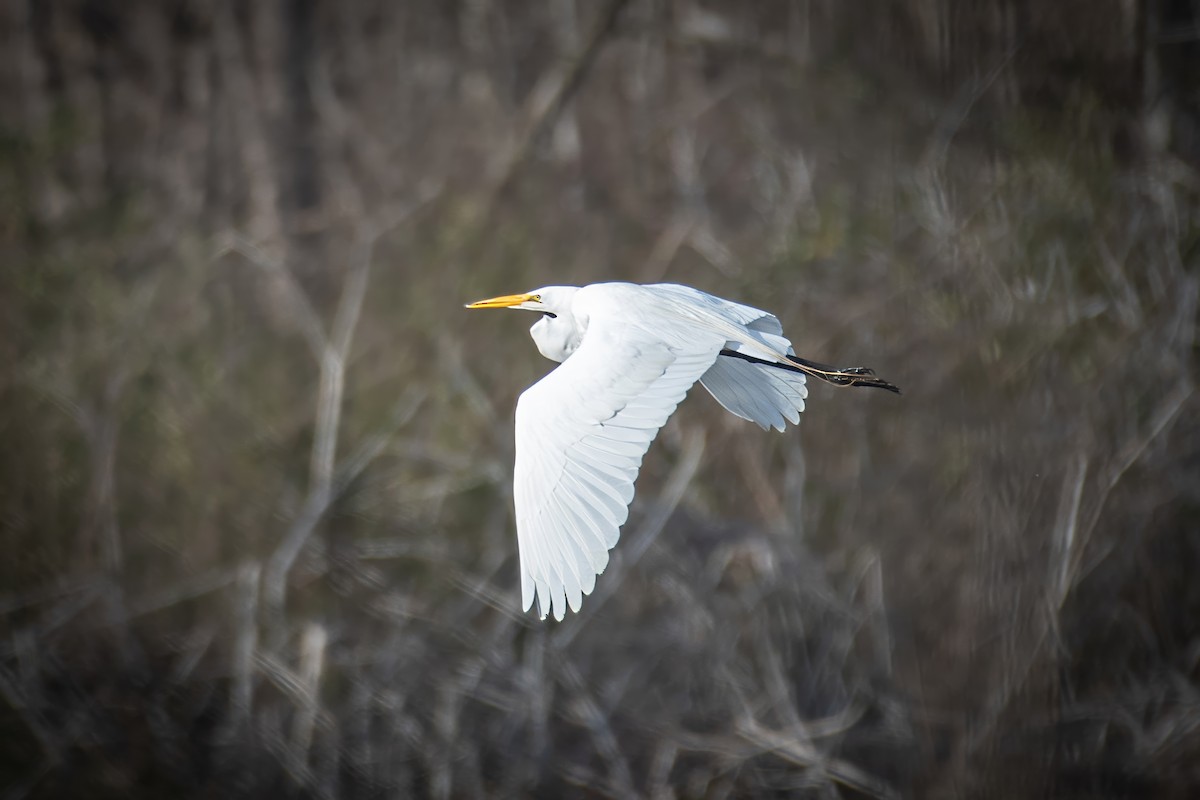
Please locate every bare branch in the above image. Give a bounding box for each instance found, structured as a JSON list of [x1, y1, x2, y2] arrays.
[[0, 579, 99, 617], [638, 217, 694, 282], [126, 567, 238, 619], [555, 657, 637, 799], [1086, 381, 1194, 540], [252, 184, 437, 630], [216, 234, 329, 361], [735, 717, 899, 800], [230, 561, 261, 735], [289, 623, 327, 769], [310, 232, 375, 497], [262, 388, 424, 626], [486, 0, 631, 200], [1052, 456, 1088, 608], [77, 367, 130, 574]]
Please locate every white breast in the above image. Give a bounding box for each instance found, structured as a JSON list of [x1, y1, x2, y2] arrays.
[[530, 312, 587, 363]]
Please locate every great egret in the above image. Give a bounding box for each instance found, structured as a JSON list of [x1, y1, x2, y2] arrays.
[[466, 282, 898, 620]]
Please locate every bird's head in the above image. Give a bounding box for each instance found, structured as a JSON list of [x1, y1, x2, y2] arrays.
[[464, 286, 577, 318], [466, 286, 583, 363]]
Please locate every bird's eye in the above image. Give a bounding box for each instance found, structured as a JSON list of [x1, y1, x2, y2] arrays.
[[532, 294, 542, 302]]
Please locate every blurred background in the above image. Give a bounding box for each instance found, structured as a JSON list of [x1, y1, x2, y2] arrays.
[[1, 1, 1198, 797]]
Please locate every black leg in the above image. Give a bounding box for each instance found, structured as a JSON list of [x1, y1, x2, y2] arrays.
[[719, 349, 901, 394]]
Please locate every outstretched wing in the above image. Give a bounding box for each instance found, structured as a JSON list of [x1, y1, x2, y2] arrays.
[[514, 316, 724, 620]]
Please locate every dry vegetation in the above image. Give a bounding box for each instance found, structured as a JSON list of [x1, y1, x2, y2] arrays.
[[1, 1, 1198, 798]]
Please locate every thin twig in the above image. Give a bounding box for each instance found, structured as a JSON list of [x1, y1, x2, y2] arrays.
[[217, 234, 328, 361], [638, 217, 695, 282], [255, 650, 313, 707], [0, 579, 99, 617], [311, 232, 375, 496], [230, 561, 260, 734], [647, 739, 679, 800], [262, 389, 424, 626], [555, 657, 638, 799], [487, 0, 631, 201], [77, 367, 129, 574], [735, 718, 898, 800], [125, 567, 238, 619], [429, 657, 487, 800], [251, 182, 435, 627], [290, 623, 327, 770], [1085, 382, 1193, 542], [1052, 456, 1088, 608], [262, 484, 333, 630], [0, 584, 103, 662]]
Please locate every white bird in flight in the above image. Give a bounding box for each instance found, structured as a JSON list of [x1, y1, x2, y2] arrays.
[[466, 282, 898, 621]]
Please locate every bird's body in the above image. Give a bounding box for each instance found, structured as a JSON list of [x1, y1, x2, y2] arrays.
[[466, 282, 897, 620]]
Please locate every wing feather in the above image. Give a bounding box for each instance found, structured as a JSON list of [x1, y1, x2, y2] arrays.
[[514, 315, 724, 620], [699, 354, 808, 431], [647, 283, 794, 355]]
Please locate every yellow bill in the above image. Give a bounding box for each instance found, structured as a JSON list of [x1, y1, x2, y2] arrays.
[[464, 293, 537, 309]]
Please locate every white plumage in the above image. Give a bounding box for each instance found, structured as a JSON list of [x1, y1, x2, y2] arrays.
[[466, 282, 897, 620]]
